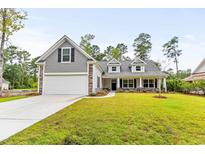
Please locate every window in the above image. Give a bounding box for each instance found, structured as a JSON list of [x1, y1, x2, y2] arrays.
[[123, 79, 128, 88], [144, 79, 149, 88], [97, 76, 100, 88], [136, 66, 141, 71], [123, 79, 134, 88], [149, 79, 154, 88], [112, 66, 117, 71], [129, 79, 134, 88], [143, 79, 154, 88], [62, 47, 71, 62]]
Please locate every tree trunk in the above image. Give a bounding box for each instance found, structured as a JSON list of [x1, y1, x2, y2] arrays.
[[0, 9, 7, 96], [175, 56, 179, 77]]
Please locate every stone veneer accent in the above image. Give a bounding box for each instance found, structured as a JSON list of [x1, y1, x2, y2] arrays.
[[88, 64, 93, 94], [38, 65, 44, 95]]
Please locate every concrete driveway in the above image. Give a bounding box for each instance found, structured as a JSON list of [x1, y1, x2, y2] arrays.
[[0, 95, 83, 141]]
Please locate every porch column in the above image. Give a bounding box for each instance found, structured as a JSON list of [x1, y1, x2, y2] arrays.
[[139, 77, 142, 88], [163, 78, 167, 92], [117, 77, 120, 89], [158, 78, 161, 92]]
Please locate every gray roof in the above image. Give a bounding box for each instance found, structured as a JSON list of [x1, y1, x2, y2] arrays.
[[98, 60, 167, 78]]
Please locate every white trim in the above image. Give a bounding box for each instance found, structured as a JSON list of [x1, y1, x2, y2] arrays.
[[111, 66, 117, 72], [135, 66, 141, 71], [61, 47, 71, 63], [117, 77, 120, 88], [107, 58, 121, 66], [143, 79, 155, 88], [122, 79, 134, 88], [36, 35, 96, 63], [163, 78, 167, 92], [139, 77, 142, 88], [131, 57, 147, 65], [193, 58, 205, 74], [44, 72, 88, 76]]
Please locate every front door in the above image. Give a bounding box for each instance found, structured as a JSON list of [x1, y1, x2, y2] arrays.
[[111, 79, 117, 90]]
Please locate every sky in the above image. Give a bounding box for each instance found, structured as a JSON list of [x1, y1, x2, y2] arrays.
[[10, 8, 205, 72]]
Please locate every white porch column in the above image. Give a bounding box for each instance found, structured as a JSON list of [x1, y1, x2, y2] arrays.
[[158, 78, 161, 92], [139, 77, 142, 88], [117, 77, 120, 89], [163, 78, 167, 92]]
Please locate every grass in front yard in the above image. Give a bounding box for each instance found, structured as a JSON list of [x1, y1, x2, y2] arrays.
[[2, 93, 205, 145], [0, 95, 29, 103]]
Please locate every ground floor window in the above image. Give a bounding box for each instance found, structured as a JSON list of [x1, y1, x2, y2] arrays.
[[123, 79, 134, 88], [143, 79, 154, 88]]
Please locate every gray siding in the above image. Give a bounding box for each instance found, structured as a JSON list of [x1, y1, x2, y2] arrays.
[[45, 41, 88, 73]]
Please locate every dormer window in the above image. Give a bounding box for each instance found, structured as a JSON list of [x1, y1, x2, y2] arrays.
[[136, 66, 141, 71], [131, 57, 146, 73], [107, 58, 121, 73], [112, 66, 117, 72], [61, 47, 71, 62]]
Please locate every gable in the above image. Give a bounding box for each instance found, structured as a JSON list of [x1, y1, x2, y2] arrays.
[[107, 58, 121, 65], [36, 35, 96, 64], [131, 57, 146, 65], [44, 40, 88, 73], [193, 58, 205, 74]]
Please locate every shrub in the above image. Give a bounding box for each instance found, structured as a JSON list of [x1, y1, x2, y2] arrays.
[[96, 89, 108, 96], [168, 78, 205, 95], [197, 80, 205, 95], [90, 92, 96, 96], [167, 78, 183, 92]]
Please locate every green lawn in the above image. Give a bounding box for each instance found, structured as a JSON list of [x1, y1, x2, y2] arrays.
[[0, 95, 29, 103], [2, 93, 205, 145]]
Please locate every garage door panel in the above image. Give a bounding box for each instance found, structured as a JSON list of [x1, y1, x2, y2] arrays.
[[44, 75, 88, 95]]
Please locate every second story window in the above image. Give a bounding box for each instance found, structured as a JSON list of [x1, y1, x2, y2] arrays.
[[112, 66, 117, 72], [62, 47, 71, 62], [136, 66, 141, 71]]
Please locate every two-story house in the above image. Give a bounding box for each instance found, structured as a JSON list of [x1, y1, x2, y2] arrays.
[[36, 35, 167, 95]]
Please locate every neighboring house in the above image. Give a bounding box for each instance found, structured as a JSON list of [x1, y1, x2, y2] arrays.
[[184, 58, 205, 82], [36, 35, 167, 95], [2, 78, 10, 90]]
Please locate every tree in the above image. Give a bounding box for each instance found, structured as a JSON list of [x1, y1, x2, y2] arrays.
[[116, 43, 128, 56], [0, 8, 27, 94], [133, 33, 152, 60], [29, 56, 40, 82], [80, 34, 105, 61], [111, 48, 121, 60], [3, 45, 36, 89], [104, 43, 129, 61], [177, 69, 191, 79], [80, 34, 95, 56], [162, 36, 182, 75]]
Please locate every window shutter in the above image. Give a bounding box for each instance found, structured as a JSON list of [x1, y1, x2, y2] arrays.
[[58, 48, 61, 62], [120, 79, 122, 88], [134, 79, 136, 88], [71, 48, 75, 62]]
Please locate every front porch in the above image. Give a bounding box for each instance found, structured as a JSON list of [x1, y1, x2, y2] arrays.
[[102, 77, 167, 92]]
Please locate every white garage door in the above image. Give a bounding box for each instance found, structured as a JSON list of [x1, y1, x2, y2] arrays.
[[44, 75, 88, 95]]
